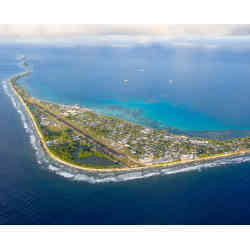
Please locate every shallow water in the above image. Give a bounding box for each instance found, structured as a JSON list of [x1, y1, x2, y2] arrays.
[[1, 86, 250, 224], [2, 42, 250, 224], [10, 42, 250, 131], [4, 77, 250, 184]]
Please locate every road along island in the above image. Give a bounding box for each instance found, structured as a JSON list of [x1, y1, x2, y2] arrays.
[[8, 65, 250, 172]]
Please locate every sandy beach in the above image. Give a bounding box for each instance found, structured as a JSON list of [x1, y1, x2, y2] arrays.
[[9, 73, 250, 173]]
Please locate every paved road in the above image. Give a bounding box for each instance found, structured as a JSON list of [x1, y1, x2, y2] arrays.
[[34, 103, 126, 158]]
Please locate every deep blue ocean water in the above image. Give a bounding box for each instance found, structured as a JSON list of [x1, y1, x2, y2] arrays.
[[1, 41, 250, 224]]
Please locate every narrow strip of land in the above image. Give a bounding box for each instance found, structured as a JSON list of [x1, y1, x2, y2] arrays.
[[34, 103, 125, 158], [8, 67, 250, 173]]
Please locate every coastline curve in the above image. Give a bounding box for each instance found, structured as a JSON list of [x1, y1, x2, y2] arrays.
[[3, 69, 250, 183]]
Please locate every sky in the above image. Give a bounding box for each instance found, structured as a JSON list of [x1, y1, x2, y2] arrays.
[[1, 24, 250, 47], [1, 24, 250, 37]]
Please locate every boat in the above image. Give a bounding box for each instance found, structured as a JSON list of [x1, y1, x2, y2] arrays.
[[123, 80, 129, 86]]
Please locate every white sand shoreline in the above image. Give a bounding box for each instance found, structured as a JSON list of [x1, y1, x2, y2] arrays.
[[7, 72, 250, 174]]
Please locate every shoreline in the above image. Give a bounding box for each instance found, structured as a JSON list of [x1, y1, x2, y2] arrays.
[[7, 73, 250, 173]]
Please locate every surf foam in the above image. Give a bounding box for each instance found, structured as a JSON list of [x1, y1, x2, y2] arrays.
[[3, 78, 250, 184]]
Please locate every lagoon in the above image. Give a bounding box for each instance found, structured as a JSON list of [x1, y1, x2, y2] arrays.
[[11, 41, 250, 132], [2, 40, 250, 224]]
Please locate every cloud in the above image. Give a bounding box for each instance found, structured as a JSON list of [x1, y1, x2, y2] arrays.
[[1, 25, 250, 49], [1, 24, 250, 38], [172, 41, 218, 49]]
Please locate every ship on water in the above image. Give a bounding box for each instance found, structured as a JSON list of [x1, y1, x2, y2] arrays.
[[123, 79, 129, 86]]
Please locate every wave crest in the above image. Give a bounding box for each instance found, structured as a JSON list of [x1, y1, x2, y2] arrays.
[[3, 79, 250, 184]]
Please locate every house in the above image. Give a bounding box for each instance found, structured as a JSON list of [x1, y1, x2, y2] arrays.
[[72, 136, 81, 142], [181, 154, 195, 161], [46, 139, 59, 147], [40, 116, 50, 126]]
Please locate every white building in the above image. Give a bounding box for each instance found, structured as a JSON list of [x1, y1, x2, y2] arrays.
[[181, 154, 195, 161]]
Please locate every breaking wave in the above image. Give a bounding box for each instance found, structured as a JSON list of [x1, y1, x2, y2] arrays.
[[3, 79, 250, 184]]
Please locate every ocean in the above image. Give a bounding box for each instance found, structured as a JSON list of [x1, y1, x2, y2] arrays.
[[13, 41, 250, 131], [1, 40, 250, 224]]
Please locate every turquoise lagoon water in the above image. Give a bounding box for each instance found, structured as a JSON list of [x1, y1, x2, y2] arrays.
[[8, 42, 250, 132], [3, 42, 250, 224]]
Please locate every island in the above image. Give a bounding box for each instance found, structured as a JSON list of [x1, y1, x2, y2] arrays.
[[8, 62, 250, 172]]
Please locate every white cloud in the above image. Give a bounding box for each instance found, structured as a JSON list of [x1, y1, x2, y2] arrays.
[[1, 24, 250, 38], [172, 41, 218, 49], [1, 25, 250, 49]]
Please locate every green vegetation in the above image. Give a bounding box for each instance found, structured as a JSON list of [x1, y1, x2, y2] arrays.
[[78, 149, 93, 159], [50, 143, 76, 162], [10, 68, 250, 170], [78, 147, 112, 160]]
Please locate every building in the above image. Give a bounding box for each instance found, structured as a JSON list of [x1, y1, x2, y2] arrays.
[[181, 154, 195, 161], [46, 139, 59, 147]]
